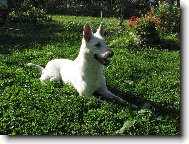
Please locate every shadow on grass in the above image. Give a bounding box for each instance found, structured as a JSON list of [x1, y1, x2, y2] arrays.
[[159, 38, 180, 51], [146, 37, 180, 51], [0, 21, 83, 55], [107, 84, 180, 119]]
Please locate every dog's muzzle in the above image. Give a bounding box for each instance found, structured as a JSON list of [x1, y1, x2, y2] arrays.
[[94, 51, 114, 66]]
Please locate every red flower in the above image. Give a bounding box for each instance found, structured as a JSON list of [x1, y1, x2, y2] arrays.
[[128, 23, 132, 27], [135, 21, 139, 25], [130, 16, 137, 21]]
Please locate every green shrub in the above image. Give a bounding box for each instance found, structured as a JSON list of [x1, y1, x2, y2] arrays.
[[7, 5, 52, 23], [127, 12, 160, 43], [113, 0, 138, 26], [151, 1, 180, 34]]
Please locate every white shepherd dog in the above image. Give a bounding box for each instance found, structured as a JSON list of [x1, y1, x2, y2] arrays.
[[28, 23, 132, 105]]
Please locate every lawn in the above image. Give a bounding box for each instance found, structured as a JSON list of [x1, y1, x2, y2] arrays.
[[0, 15, 180, 135]]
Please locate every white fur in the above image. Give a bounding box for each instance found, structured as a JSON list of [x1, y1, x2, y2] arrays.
[[27, 23, 131, 105]]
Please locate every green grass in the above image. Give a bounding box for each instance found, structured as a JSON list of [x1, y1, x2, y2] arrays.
[[0, 15, 180, 135]]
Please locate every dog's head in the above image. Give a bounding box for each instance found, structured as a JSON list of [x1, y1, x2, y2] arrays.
[[82, 23, 114, 66]]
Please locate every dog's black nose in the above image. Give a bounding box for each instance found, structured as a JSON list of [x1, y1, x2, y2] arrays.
[[108, 51, 114, 58]]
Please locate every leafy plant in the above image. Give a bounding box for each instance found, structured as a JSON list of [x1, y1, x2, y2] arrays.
[[151, 1, 180, 34], [127, 12, 160, 43], [7, 5, 52, 23], [113, 0, 138, 26]]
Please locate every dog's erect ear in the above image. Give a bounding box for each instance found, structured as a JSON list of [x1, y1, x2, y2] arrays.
[[97, 23, 104, 37], [83, 23, 93, 42]]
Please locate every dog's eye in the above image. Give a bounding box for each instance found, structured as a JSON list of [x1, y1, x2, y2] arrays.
[[95, 43, 101, 48]]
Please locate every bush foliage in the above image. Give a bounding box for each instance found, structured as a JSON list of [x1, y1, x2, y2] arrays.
[[127, 12, 160, 43], [7, 5, 52, 23], [151, 1, 180, 34]]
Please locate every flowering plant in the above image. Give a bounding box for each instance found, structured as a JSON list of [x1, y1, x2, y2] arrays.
[[128, 12, 160, 42]]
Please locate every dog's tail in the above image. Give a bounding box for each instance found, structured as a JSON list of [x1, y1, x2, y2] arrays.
[[27, 63, 44, 72]]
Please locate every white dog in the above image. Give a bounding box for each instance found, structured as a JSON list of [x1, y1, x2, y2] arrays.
[[27, 23, 128, 104]]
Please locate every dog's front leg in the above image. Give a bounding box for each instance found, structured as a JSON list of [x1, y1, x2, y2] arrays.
[[98, 87, 138, 109], [102, 90, 125, 104], [104, 91, 138, 109]]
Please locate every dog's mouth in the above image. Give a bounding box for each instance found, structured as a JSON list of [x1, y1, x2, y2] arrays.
[[94, 54, 110, 66]]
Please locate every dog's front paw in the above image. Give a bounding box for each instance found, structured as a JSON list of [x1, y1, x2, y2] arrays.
[[27, 63, 34, 67]]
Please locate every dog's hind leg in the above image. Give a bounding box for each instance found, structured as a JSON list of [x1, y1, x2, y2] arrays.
[[39, 74, 51, 82], [39, 73, 60, 82]]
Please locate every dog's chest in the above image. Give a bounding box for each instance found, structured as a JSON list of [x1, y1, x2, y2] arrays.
[[82, 69, 103, 89], [72, 57, 105, 94]]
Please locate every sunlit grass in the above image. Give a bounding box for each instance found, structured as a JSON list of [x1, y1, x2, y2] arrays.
[[0, 15, 180, 135]]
